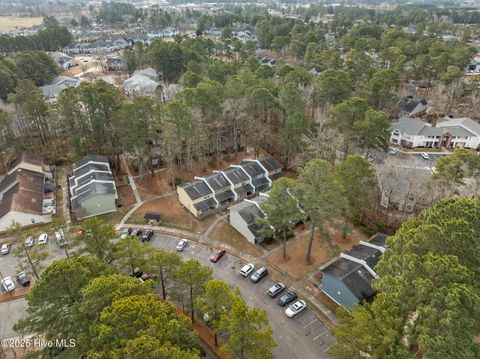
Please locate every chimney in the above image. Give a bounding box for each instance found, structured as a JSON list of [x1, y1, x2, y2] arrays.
[[431, 117, 437, 128]]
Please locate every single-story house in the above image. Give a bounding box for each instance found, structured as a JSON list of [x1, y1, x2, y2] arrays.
[[123, 68, 161, 97], [0, 168, 52, 232], [229, 194, 268, 244], [390, 116, 480, 149], [69, 155, 117, 219], [40, 76, 80, 102], [7, 153, 44, 175], [321, 234, 388, 310]]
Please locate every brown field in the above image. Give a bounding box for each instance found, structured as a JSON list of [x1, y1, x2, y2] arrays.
[[208, 219, 262, 257], [0, 17, 43, 32]]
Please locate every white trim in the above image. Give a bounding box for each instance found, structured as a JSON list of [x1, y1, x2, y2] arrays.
[[231, 165, 253, 189], [215, 170, 237, 201], [246, 159, 272, 187], [74, 160, 111, 173], [320, 289, 349, 310], [340, 253, 378, 278], [70, 180, 117, 200], [195, 176, 219, 208], [359, 240, 386, 253]]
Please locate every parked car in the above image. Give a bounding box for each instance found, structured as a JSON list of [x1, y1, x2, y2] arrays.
[[389, 148, 399, 155], [176, 239, 188, 252], [1, 243, 11, 255], [24, 236, 34, 247], [120, 227, 132, 239], [55, 229, 64, 241], [361, 153, 374, 162], [277, 291, 298, 306], [57, 237, 67, 248], [16, 272, 30, 287], [1, 276, 15, 292], [38, 233, 48, 245], [250, 267, 268, 283], [130, 267, 143, 278], [141, 230, 154, 242], [210, 248, 226, 262], [285, 300, 307, 318], [131, 228, 141, 236], [268, 282, 285, 297], [420, 152, 430, 160], [240, 263, 255, 277], [140, 273, 156, 282]]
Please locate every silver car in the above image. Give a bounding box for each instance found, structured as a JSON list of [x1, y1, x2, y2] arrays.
[[1, 276, 15, 292], [176, 239, 188, 252], [285, 300, 307, 318], [24, 236, 34, 247], [1, 243, 10, 255]]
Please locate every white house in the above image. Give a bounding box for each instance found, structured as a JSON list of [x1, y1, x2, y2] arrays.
[[40, 76, 80, 102], [229, 194, 269, 244], [123, 68, 161, 97], [390, 116, 480, 149]]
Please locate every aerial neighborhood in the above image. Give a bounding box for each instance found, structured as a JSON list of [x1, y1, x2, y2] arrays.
[[0, 1, 479, 359]]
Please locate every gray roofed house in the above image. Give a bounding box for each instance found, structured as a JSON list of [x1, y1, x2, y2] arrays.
[[123, 68, 162, 97], [48, 51, 76, 70], [229, 194, 268, 244], [40, 76, 80, 102], [240, 161, 270, 193], [390, 116, 480, 149], [177, 156, 283, 218], [399, 97, 428, 118], [69, 155, 117, 219], [321, 234, 388, 309]]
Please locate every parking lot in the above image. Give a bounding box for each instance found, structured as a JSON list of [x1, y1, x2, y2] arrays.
[[150, 233, 336, 359], [0, 232, 336, 358]]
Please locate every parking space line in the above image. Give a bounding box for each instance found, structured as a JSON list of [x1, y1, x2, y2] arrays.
[[313, 329, 330, 341], [303, 319, 318, 328]]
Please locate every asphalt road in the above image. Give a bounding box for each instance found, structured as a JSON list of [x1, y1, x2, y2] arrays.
[[150, 233, 335, 359], [0, 233, 335, 358]]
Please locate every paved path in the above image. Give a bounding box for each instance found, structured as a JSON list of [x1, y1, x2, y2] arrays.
[[59, 168, 71, 225], [121, 155, 142, 205]]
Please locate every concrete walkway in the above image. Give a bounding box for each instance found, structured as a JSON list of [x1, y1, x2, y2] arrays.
[[121, 154, 142, 205]]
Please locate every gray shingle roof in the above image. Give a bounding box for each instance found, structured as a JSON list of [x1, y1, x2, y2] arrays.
[[76, 155, 109, 168], [71, 182, 115, 210], [223, 167, 249, 184], [181, 180, 212, 201], [258, 156, 283, 173], [391, 117, 426, 136], [240, 161, 265, 177], [322, 257, 376, 303], [204, 172, 229, 191]]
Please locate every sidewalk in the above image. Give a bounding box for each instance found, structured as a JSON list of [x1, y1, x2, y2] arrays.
[[0, 287, 30, 303]]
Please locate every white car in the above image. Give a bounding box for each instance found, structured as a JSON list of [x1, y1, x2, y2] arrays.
[[38, 233, 48, 245], [285, 300, 307, 318], [389, 148, 399, 155], [420, 152, 430, 160], [240, 263, 255, 277], [1, 276, 15, 292], [55, 229, 64, 241], [176, 239, 188, 252], [24, 236, 34, 247], [1, 243, 11, 255]]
